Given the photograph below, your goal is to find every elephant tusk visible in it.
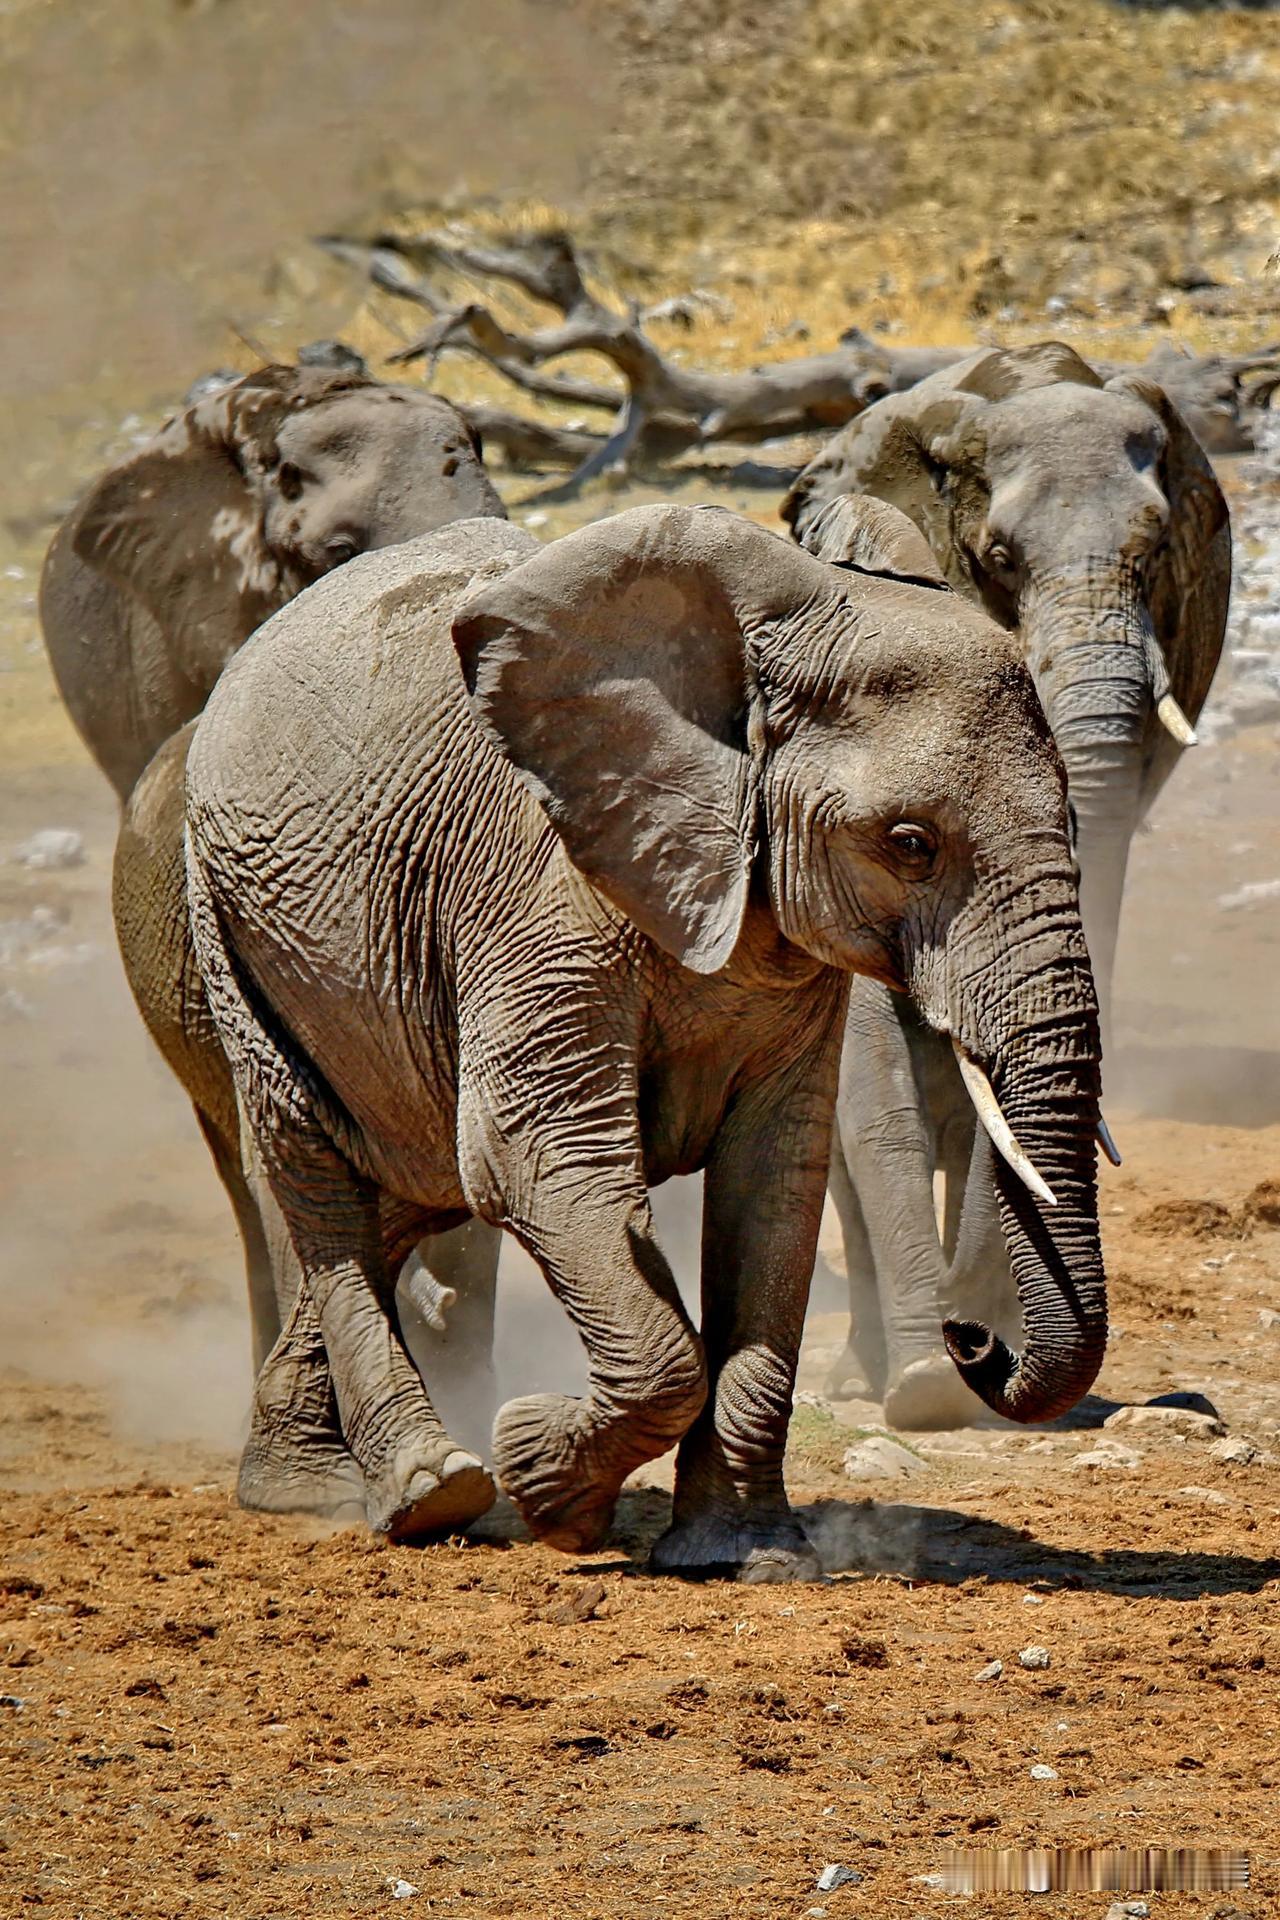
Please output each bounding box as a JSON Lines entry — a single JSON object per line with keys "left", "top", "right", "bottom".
{"left": 952, "top": 1040, "right": 1058, "bottom": 1209}
{"left": 402, "top": 1266, "right": 457, "bottom": 1334}
{"left": 1096, "top": 1114, "right": 1123, "bottom": 1167}
{"left": 1157, "top": 692, "right": 1197, "bottom": 747}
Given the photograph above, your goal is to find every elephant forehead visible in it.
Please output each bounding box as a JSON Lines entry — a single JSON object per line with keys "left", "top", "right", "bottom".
{"left": 985, "top": 383, "right": 1161, "bottom": 474}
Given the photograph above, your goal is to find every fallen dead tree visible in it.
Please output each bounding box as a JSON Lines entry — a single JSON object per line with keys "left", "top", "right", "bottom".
{"left": 316, "top": 228, "right": 909, "bottom": 495}
{"left": 317, "top": 229, "right": 1280, "bottom": 491}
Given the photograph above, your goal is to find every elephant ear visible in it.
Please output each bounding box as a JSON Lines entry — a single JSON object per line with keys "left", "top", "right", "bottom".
{"left": 794, "top": 493, "right": 948, "bottom": 588}
{"left": 71, "top": 366, "right": 360, "bottom": 678}
{"left": 781, "top": 389, "right": 970, "bottom": 592}
{"left": 1104, "top": 371, "right": 1231, "bottom": 721}
{"left": 454, "top": 503, "right": 826, "bottom": 973}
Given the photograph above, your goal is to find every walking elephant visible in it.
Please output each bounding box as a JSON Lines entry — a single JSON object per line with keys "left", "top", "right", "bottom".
{"left": 75, "top": 366, "right": 505, "bottom": 1378}
{"left": 183, "top": 499, "right": 1108, "bottom": 1580}
{"left": 782, "top": 341, "right": 1229, "bottom": 1423}
{"left": 42, "top": 362, "right": 502, "bottom": 800}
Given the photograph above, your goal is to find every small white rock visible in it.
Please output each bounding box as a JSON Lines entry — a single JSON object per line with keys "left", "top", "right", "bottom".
{"left": 1104, "top": 1404, "right": 1225, "bottom": 1440}
{"left": 1210, "top": 1437, "right": 1258, "bottom": 1466}
{"left": 1175, "top": 1484, "right": 1230, "bottom": 1506}
{"left": 1022, "top": 1592, "right": 1045, "bottom": 1605}
{"left": 1029, "top": 1763, "right": 1059, "bottom": 1781}
{"left": 523, "top": 511, "right": 549, "bottom": 530}
{"left": 1019, "top": 1646, "right": 1051, "bottom": 1670}
{"left": 387, "top": 1880, "right": 418, "bottom": 1900}
{"left": 1104, "top": 1902, "right": 1150, "bottom": 1920}
{"left": 815, "top": 1863, "right": 860, "bottom": 1892}
{"left": 842, "top": 1434, "right": 927, "bottom": 1481}
{"left": 974, "top": 1658, "right": 1003, "bottom": 1683}
{"left": 1070, "top": 1443, "right": 1140, "bottom": 1471}
{"left": 1259, "top": 1308, "right": 1280, "bottom": 1332}
{"left": 12, "top": 829, "right": 85, "bottom": 871}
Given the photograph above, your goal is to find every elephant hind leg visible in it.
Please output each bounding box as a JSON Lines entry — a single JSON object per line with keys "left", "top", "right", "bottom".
{"left": 187, "top": 852, "right": 494, "bottom": 1539}
{"left": 194, "top": 1108, "right": 282, "bottom": 1374}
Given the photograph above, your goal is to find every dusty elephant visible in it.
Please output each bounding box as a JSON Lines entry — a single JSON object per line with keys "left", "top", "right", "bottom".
{"left": 183, "top": 498, "right": 1107, "bottom": 1580}
{"left": 80, "top": 365, "right": 504, "bottom": 1377}
{"left": 41, "top": 362, "right": 502, "bottom": 800}
{"left": 782, "top": 341, "right": 1229, "bottom": 1422}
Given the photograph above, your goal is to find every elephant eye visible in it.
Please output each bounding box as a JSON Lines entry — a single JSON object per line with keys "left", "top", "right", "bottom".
{"left": 277, "top": 461, "right": 306, "bottom": 503}
{"left": 886, "top": 821, "right": 938, "bottom": 874}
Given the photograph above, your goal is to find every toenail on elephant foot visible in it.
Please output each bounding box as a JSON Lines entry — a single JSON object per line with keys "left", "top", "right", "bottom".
{"left": 825, "top": 1341, "right": 884, "bottom": 1402}
{"left": 491, "top": 1392, "right": 619, "bottom": 1552}
{"left": 883, "top": 1352, "right": 983, "bottom": 1431}
{"left": 649, "top": 1513, "right": 824, "bottom": 1584}
{"left": 366, "top": 1442, "right": 497, "bottom": 1543}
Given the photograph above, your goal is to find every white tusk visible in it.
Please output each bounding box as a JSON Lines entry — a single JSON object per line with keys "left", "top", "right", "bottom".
{"left": 402, "top": 1266, "right": 457, "bottom": 1334}
{"left": 953, "top": 1040, "right": 1059, "bottom": 1209}
{"left": 1157, "top": 692, "right": 1197, "bottom": 747}
{"left": 1096, "top": 1114, "right": 1123, "bottom": 1167}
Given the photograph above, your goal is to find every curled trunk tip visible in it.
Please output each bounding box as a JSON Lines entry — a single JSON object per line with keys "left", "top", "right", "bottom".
{"left": 942, "top": 1314, "right": 1105, "bottom": 1425}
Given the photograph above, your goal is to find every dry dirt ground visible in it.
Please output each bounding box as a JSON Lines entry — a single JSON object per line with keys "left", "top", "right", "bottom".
{"left": 3, "top": 4, "right": 1280, "bottom": 1912}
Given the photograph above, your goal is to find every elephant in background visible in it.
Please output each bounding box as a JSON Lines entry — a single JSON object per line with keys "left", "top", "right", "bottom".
{"left": 782, "top": 341, "right": 1229, "bottom": 1423}
{"left": 60, "top": 365, "right": 505, "bottom": 1378}
{"left": 184, "top": 499, "right": 1107, "bottom": 1580}
{"left": 41, "top": 363, "right": 502, "bottom": 800}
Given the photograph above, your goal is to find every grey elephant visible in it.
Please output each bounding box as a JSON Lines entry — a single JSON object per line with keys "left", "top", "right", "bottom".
{"left": 60, "top": 364, "right": 504, "bottom": 1374}
{"left": 183, "top": 498, "right": 1108, "bottom": 1581}
{"left": 782, "top": 341, "right": 1229, "bottom": 1422}
{"left": 41, "top": 363, "right": 502, "bottom": 800}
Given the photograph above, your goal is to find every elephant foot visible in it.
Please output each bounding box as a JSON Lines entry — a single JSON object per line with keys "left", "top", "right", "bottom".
{"left": 649, "top": 1511, "right": 824, "bottom": 1584}
{"left": 492, "top": 1393, "right": 621, "bottom": 1553}
{"left": 882, "top": 1353, "right": 982, "bottom": 1432}
{"left": 364, "top": 1435, "right": 497, "bottom": 1543}
{"left": 825, "top": 1339, "right": 884, "bottom": 1403}
{"left": 237, "top": 1423, "right": 366, "bottom": 1522}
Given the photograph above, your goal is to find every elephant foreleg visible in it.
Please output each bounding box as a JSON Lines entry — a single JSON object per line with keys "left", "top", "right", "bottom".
{"left": 823, "top": 1142, "right": 887, "bottom": 1401}
{"left": 652, "top": 1010, "right": 846, "bottom": 1583}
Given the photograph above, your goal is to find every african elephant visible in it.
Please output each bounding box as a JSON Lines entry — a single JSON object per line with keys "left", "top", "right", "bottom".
{"left": 41, "top": 363, "right": 502, "bottom": 800}
{"left": 782, "top": 341, "right": 1229, "bottom": 1422}
{"left": 88, "top": 368, "right": 504, "bottom": 1377}
{"left": 183, "top": 499, "right": 1107, "bottom": 1581}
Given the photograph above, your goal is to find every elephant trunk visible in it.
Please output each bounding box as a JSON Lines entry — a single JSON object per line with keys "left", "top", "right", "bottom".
{"left": 1019, "top": 573, "right": 1158, "bottom": 1033}
{"left": 941, "top": 871, "right": 1106, "bottom": 1423}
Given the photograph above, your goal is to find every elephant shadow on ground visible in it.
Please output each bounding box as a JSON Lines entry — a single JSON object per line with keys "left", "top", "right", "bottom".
{"left": 466, "top": 1483, "right": 1279, "bottom": 1599}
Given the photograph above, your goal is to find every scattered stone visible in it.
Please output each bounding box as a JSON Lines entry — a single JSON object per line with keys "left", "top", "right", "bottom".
{"left": 1260, "top": 1308, "right": 1280, "bottom": 1332}
{"left": 815, "top": 1864, "right": 861, "bottom": 1892}
{"left": 387, "top": 1879, "right": 418, "bottom": 1900}
{"left": 523, "top": 511, "right": 549, "bottom": 530}
{"left": 1022, "top": 1592, "right": 1045, "bottom": 1605}
{"left": 1104, "top": 1902, "right": 1149, "bottom": 1920}
{"left": 1103, "top": 1404, "right": 1226, "bottom": 1440}
{"left": 974, "top": 1659, "right": 1003, "bottom": 1683}
{"left": 12, "top": 829, "right": 84, "bottom": 871}
{"left": 1029, "top": 1763, "right": 1059, "bottom": 1781}
{"left": 1209, "top": 1437, "right": 1258, "bottom": 1466}
{"left": 1175, "top": 1485, "right": 1230, "bottom": 1506}
{"left": 0, "top": 1695, "right": 24, "bottom": 1709}
{"left": 1018, "top": 1646, "right": 1051, "bottom": 1670}
{"left": 841, "top": 1435, "right": 927, "bottom": 1481}
{"left": 1070, "top": 1443, "right": 1140, "bottom": 1471}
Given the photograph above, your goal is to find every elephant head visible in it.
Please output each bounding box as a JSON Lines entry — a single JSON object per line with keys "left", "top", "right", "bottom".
{"left": 782, "top": 342, "right": 1230, "bottom": 1021}
{"left": 71, "top": 364, "right": 502, "bottom": 693}
{"left": 454, "top": 500, "right": 1107, "bottom": 1423}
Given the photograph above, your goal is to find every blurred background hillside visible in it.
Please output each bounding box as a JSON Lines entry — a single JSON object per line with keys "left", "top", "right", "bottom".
{"left": 2, "top": 0, "right": 1278, "bottom": 527}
